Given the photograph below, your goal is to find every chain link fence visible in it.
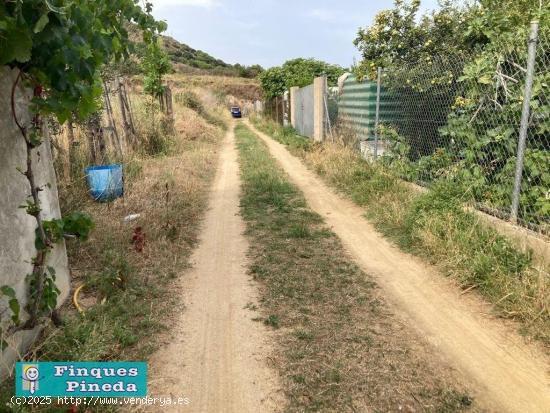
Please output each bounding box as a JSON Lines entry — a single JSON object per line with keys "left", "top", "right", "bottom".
{"left": 357, "top": 22, "right": 549, "bottom": 233}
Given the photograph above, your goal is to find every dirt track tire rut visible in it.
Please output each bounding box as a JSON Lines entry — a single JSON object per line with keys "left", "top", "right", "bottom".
{"left": 246, "top": 119, "right": 550, "bottom": 413}
{"left": 145, "top": 123, "right": 282, "bottom": 413}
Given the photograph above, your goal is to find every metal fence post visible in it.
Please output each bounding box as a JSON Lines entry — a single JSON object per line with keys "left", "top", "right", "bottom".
{"left": 374, "top": 67, "right": 382, "bottom": 159}
{"left": 510, "top": 20, "right": 539, "bottom": 224}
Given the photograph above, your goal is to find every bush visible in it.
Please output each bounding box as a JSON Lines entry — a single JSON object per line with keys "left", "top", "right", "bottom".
{"left": 175, "top": 90, "right": 204, "bottom": 113}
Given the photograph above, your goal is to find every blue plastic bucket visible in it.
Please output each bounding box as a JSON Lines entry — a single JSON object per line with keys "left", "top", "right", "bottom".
{"left": 84, "top": 164, "right": 124, "bottom": 202}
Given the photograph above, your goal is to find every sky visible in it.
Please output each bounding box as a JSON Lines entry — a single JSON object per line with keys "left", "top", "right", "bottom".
{"left": 149, "top": 0, "right": 442, "bottom": 69}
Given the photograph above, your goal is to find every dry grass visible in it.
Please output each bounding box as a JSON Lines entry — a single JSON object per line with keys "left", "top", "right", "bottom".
{"left": 174, "top": 104, "right": 222, "bottom": 141}
{"left": 327, "top": 116, "right": 361, "bottom": 148}
{"left": 236, "top": 124, "right": 477, "bottom": 412}
{"left": 59, "top": 86, "right": 223, "bottom": 360}
{"left": 0, "top": 85, "right": 224, "bottom": 412}
{"left": 167, "top": 73, "right": 262, "bottom": 101}
{"left": 252, "top": 116, "right": 550, "bottom": 348}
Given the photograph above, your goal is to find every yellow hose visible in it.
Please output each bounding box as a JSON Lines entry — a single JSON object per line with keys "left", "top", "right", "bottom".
{"left": 73, "top": 284, "right": 85, "bottom": 314}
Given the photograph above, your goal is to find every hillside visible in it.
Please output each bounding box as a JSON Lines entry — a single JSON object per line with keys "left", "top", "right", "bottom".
{"left": 168, "top": 73, "right": 263, "bottom": 101}
{"left": 162, "top": 35, "right": 263, "bottom": 78}
{"left": 126, "top": 23, "right": 262, "bottom": 78}
{"left": 162, "top": 34, "right": 230, "bottom": 71}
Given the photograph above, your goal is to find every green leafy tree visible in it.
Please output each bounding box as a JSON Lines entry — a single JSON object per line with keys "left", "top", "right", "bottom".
{"left": 439, "top": 0, "right": 550, "bottom": 223}
{"left": 0, "top": 0, "right": 164, "bottom": 331}
{"left": 259, "top": 58, "right": 345, "bottom": 98}
{"left": 355, "top": 0, "right": 550, "bottom": 225}
{"left": 142, "top": 38, "right": 172, "bottom": 99}
{"left": 259, "top": 66, "right": 287, "bottom": 99}
{"left": 464, "top": 0, "right": 550, "bottom": 46}
{"left": 244, "top": 64, "right": 265, "bottom": 78}
{"left": 353, "top": 0, "right": 471, "bottom": 79}
{"left": 0, "top": 0, "right": 166, "bottom": 123}
{"left": 234, "top": 63, "right": 264, "bottom": 78}
{"left": 281, "top": 58, "right": 345, "bottom": 88}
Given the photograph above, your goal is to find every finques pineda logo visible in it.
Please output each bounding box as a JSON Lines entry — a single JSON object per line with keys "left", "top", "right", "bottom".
{"left": 16, "top": 362, "right": 147, "bottom": 397}
{"left": 21, "top": 364, "right": 40, "bottom": 394}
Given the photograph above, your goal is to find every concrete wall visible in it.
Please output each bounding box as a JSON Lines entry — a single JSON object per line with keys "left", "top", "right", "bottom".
{"left": 289, "top": 76, "right": 328, "bottom": 141}
{"left": 292, "top": 83, "right": 315, "bottom": 138}
{"left": 313, "top": 76, "right": 326, "bottom": 142}
{"left": 290, "top": 87, "right": 299, "bottom": 127}
{"left": 0, "top": 67, "right": 70, "bottom": 373}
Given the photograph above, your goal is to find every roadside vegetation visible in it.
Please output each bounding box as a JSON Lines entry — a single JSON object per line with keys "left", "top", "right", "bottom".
{"left": 353, "top": 0, "right": 550, "bottom": 229}
{"left": 251, "top": 116, "right": 550, "bottom": 347}
{"left": 161, "top": 33, "right": 263, "bottom": 78}
{"left": 169, "top": 74, "right": 263, "bottom": 102}
{"left": 125, "top": 23, "right": 264, "bottom": 78}
{"left": 236, "top": 123, "right": 476, "bottom": 412}
{"left": 0, "top": 84, "right": 225, "bottom": 412}
{"left": 259, "top": 58, "right": 346, "bottom": 99}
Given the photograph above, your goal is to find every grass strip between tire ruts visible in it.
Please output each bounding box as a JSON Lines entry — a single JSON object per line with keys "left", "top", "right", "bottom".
{"left": 235, "top": 123, "right": 476, "bottom": 413}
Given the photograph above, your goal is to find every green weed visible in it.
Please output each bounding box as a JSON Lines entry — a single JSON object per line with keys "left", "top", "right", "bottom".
{"left": 254, "top": 116, "right": 550, "bottom": 346}
{"left": 235, "top": 123, "right": 476, "bottom": 412}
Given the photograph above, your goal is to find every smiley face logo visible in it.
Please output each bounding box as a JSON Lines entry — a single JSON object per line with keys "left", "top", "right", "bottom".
{"left": 23, "top": 365, "right": 40, "bottom": 394}
{"left": 25, "top": 366, "right": 39, "bottom": 381}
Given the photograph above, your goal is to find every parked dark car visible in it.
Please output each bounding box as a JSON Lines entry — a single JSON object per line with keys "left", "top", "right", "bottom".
{"left": 230, "top": 106, "right": 242, "bottom": 118}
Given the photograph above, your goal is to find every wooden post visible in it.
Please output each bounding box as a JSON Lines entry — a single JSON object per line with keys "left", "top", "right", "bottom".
{"left": 159, "top": 91, "right": 165, "bottom": 113}
{"left": 121, "top": 80, "right": 136, "bottom": 135}
{"left": 165, "top": 85, "right": 174, "bottom": 120}
{"left": 103, "top": 80, "right": 123, "bottom": 156}
{"left": 117, "top": 76, "right": 134, "bottom": 149}
{"left": 87, "top": 121, "right": 97, "bottom": 164}
{"left": 67, "top": 116, "right": 76, "bottom": 178}
{"left": 87, "top": 112, "right": 105, "bottom": 163}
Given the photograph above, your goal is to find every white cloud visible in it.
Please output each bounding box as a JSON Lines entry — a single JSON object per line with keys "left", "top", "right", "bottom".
{"left": 308, "top": 8, "right": 334, "bottom": 22}
{"left": 149, "top": 0, "right": 220, "bottom": 9}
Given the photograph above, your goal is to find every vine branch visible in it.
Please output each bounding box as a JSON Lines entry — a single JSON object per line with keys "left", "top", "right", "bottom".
{"left": 10, "top": 70, "right": 51, "bottom": 331}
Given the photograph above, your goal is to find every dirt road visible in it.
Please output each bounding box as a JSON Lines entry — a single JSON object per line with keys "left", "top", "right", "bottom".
{"left": 246, "top": 120, "right": 550, "bottom": 413}
{"left": 146, "top": 124, "right": 282, "bottom": 412}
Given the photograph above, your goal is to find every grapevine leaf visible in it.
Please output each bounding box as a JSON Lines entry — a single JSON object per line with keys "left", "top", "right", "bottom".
{"left": 61, "top": 212, "right": 94, "bottom": 240}
{"left": 47, "top": 266, "right": 56, "bottom": 280}
{"left": 112, "top": 36, "right": 121, "bottom": 53}
{"left": 9, "top": 299, "right": 20, "bottom": 324}
{"left": 0, "top": 27, "right": 32, "bottom": 64}
{"left": 34, "top": 14, "right": 50, "bottom": 34}
{"left": 0, "top": 286, "right": 16, "bottom": 299}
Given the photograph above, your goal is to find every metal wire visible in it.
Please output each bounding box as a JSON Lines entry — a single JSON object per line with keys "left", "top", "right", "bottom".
{"left": 360, "top": 24, "right": 550, "bottom": 233}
